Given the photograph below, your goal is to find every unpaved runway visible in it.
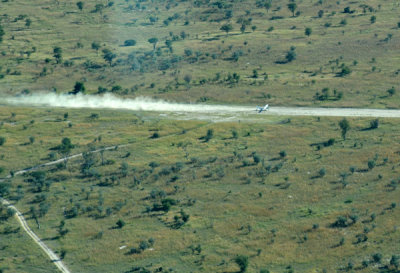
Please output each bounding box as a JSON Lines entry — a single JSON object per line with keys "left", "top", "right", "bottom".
{"left": 3, "top": 93, "right": 400, "bottom": 119}
{"left": 267, "top": 106, "right": 400, "bottom": 118}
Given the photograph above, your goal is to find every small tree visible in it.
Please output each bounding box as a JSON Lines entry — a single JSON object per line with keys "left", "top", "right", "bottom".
{"left": 81, "top": 151, "right": 97, "bottom": 176}
{"left": 240, "top": 24, "right": 246, "bottom": 33}
{"left": 367, "top": 159, "right": 376, "bottom": 170}
{"left": 390, "top": 255, "right": 399, "bottom": 269}
{"left": 387, "top": 87, "right": 396, "bottom": 96}
{"left": 94, "top": 3, "right": 104, "bottom": 13}
{"left": 72, "top": 82, "right": 85, "bottom": 94}
{"left": 25, "top": 18, "right": 32, "bottom": 27}
{"left": 253, "top": 154, "right": 261, "bottom": 165}
{"left": 232, "top": 130, "right": 238, "bottom": 139}
{"left": 339, "top": 118, "right": 350, "bottom": 140}
{"left": 0, "top": 182, "right": 10, "bottom": 196}
{"left": 59, "top": 137, "right": 74, "bottom": 167}
{"left": 305, "top": 27, "right": 312, "bottom": 37}
{"left": 60, "top": 249, "right": 67, "bottom": 260}
{"left": 234, "top": 255, "right": 249, "bottom": 273}
{"left": 124, "top": 39, "right": 136, "bottom": 46}
{"left": 77, "top": 1, "right": 84, "bottom": 11}
{"left": 338, "top": 65, "right": 351, "bottom": 77}
{"left": 319, "top": 168, "right": 326, "bottom": 177}
{"left": 0, "top": 136, "right": 5, "bottom": 146}
{"left": 120, "top": 162, "right": 129, "bottom": 177}
{"left": 372, "top": 253, "right": 382, "bottom": 263}
{"left": 287, "top": 2, "right": 297, "bottom": 17}
{"left": 220, "top": 24, "right": 233, "bottom": 33}
{"left": 184, "top": 74, "right": 192, "bottom": 85}
{"left": 116, "top": 219, "right": 125, "bottom": 229}
{"left": 91, "top": 42, "right": 101, "bottom": 53}
{"left": 205, "top": 129, "right": 214, "bottom": 142}
{"left": 29, "top": 136, "right": 35, "bottom": 144}
{"left": 53, "top": 46, "right": 63, "bottom": 64}
{"left": 148, "top": 37, "right": 158, "bottom": 50}
{"left": 0, "top": 24, "right": 5, "bottom": 43}
{"left": 184, "top": 48, "right": 193, "bottom": 56}
{"left": 252, "top": 69, "right": 258, "bottom": 78}
{"left": 285, "top": 48, "right": 296, "bottom": 63}
{"left": 370, "top": 15, "right": 376, "bottom": 24}
{"left": 264, "top": 0, "right": 272, "bottom": 12}
{"left": 102, "top": 49, "right": 116, "bottom": 66}
{"left": 370, "top": 119, "right": 379, "bottom": 129}
{"left": 60, "top": 138, "right": 73, "bottom": 152}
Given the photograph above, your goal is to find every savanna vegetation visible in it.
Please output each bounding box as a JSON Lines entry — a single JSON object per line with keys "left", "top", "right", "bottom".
{"left": 0, "top": 0, "right": 399, "bottom": 107}
{"left": 0, "top": 106, "right": 399, "bottom": 272}
{"left": 1, "top": 0, "right": 400, "bottom": 272}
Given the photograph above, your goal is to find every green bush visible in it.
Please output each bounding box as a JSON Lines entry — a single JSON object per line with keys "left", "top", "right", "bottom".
{"left": 116, "top": 219, "right": 125, "bottom": 229}
{"left": 234, "top": 255, "right": 249, "bottom": 273}
{"left": 338, "top": 65, "right": 351, "bottom": 77}
{"left": 124, "top": 39, "right": 136, "bottom": 46}
{"left": 370, "top": 119, "right": 379, "bottom": 129}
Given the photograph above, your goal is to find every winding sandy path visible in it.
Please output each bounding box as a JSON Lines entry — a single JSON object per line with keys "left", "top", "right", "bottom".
{"left": 0, "top": 198, "right": 71, "bottom": 273}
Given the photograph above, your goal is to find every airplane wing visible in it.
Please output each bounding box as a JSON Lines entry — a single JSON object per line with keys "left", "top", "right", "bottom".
{"left": 256, "top": 105, "right": 268, "bottom": 113}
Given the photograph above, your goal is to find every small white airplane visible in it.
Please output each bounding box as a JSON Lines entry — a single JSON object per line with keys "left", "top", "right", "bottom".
{"left": 256, "top": 104, "right": 269, "bottom": 113}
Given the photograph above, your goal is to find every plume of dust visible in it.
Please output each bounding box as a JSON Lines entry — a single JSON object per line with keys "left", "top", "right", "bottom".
{"left": 3, "top": 93, "right": 252, "bottom": 113}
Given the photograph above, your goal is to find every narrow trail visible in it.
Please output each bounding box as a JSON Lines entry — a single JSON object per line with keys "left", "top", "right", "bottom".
{"left": 1, "top": 145, "right": 124, "bottom": 180}
{"left": 0, "top": 145, "right": 123, "bottom": 273}
{"left": 0, "top": 198, "right": 71, "bottom": 273}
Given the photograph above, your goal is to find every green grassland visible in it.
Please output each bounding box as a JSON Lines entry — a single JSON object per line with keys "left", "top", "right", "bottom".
{"left": 1, "top": 0, "right": 400, "bottom": 107}
{"left": 1, "top": 0, "right": 400, "bottom": 272}
{"left": 0, "top": 106, "right": 399, "bottom": 272}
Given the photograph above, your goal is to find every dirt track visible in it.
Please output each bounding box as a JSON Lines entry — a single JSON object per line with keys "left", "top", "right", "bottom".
{"left": 165, "top": 106, "right": 400, "bottom": 123}
{"left": 0, "top": 198, "right": 71, "bottom": 273}
{"left": 4, "top": 93, "right": 400, "bottom": 119}
{"left": 267, "top": 107, "right": 400, "bottom": 118}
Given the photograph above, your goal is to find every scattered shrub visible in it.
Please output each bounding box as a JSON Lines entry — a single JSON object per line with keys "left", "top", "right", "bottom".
{"left": 124, "top": 39, "right": 136, "bottom": 46}
{"left": 116, "top": 219, "right": 125, "bottom": 229}
{"left": 370, "top": 119, "right": 379, "bottom": 129}
{"left": 234, "top": 255, "right": 249, "bottom": 273}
